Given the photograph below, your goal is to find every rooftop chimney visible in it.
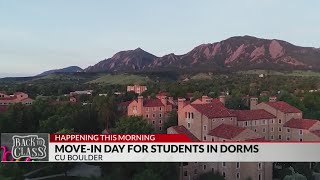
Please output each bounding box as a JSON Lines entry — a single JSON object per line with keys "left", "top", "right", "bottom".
{"left": 178, "top": 98, "right": 186, "bottom": 112}
{"left": 250, "top": 97, "right": 258, "bottom": 110}
{"left": 219, "top": 95, "right": 226, "bottom": 105}
{"left": 269, "top": 96, "right": 277, "bottom": 102}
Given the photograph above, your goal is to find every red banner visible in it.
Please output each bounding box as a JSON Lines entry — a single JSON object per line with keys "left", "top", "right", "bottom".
{"left": 50, "top": 134, "right": 191, "bottom": 143}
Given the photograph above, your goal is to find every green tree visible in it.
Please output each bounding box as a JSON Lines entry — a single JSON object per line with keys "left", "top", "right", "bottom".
{"left": 283, "top": 167, "right": 308, "bottom": 180}
{"left": 132, "top": 169, "right": 162, "bottom": 180}
{"left": 113, "top": 116, "right": 154, "bottom": 134}
{"left": 93, "top": 95, "right": 117, "bottom": 131}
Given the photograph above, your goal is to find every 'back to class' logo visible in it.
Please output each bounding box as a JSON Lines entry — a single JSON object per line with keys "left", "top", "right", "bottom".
{"left": 11, "top": 135, "right": 47, "bottom": 160}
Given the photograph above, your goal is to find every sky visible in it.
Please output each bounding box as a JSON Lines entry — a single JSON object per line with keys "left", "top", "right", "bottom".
{"left": 1, "top": 0, "right": 320, "bottom": 77}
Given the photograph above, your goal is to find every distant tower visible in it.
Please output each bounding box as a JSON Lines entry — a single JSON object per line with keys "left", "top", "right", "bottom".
{"left": 250, "top": 97, "right": 258, "bottom": 110}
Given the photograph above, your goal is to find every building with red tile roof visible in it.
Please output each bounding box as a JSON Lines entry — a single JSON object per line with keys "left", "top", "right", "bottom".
{"left": 127, "top": 95, "right": 174, "bottom": 132}
{"left": 233, "top": 109, "right": 275, "bottom": 121}
{"left": 283, "top": 119, "right": 319, "bottom": 130}
{"left": 0, "top": 92, "right": 34, "bottom": 113}
{"left": 175, "top": 96, "right": 276, "bottom": 180}
{"left": 127, "top": 85, "right": 147, "bottom": 95}
{"left": 173, "top": 95, "right": 317, "bottom": 180}
{"left": 190, "top": 103, "right": 235, "bottom": 118}
{"left": 207, "top": 124, "right": 246, "bottom": 139}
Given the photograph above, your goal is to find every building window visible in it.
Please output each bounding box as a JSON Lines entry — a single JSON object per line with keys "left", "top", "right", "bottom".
{"left": 262, "top": 128, "right": 266, "bottom": 133}
{"left": 236, "top": 173, "right": 240, "bottom": 179}
{"left": 204, "top": 125, "right": 207, "bottom": 131}
{"left": 194, "top": 169, "right": 197, "bottom": 174}
{"left": 159, "top": 107, "right": 162, "bottom": 111}
{"left": 153, "top": 107, "right": 156, "bottom": 111}
{"left": 287, "top": 137, "right": 290, "bottom": 141}
{"left": 231, "top": 118, "right": 233, "bottom": 121}
{"left": 191, "top": 113, "right": 194, "bottom": 119}
{"left": 203, "top": 136, "right": 207, "bottom": 141}
{"left": 236, "top": 162, "right": 240, "bottom": 169}
{"left": 159, "top": 113, "right": 162, "bottom": 118}
{"left": 263, "top": 120, "right": 267, "bottom": 125}
{"left": 211, "top": 137, "right": 214, "bottom": 142}
{"left": 203, "top": 165, "right": 206, "bottom": 170}
{"left": 299, "top": 129, "right": 303, "bottom": 135}
{"left": 185, "top": 112, "right": 187, "bottom": 118}
{"left": 184, "top": 171, "right": 188, "bottom": 176}
{"left": 270, "top": 135, "right": 274, "bottom": 140}
{"left": 278, "top": 119, "right": 282, "bottom": 124}
{"left": 222, "top": 162, "right": 226, "bottom": 167}
{"left": 152, "top": 120, "right": 155, "bottom": 124}
{"left": 254, "top": 120, "right": 257, "bottom": 126}
{"left": 300, "top": 138, "right": 303, "bottom": 142}
{"left": 223, "top": 172, "right": 226, "bottom": 177}
{"left": 212, "top": 119, "right": 215, "bottom": 122}
{"left": 152, "top": 114, "right": 155, "bottom": 118}
{"left": 254, "top": 129, "right": 257, "bottom": 132}
{"left": 259, "top": 174, "right": 262, "bottom": 180}
{"left": 271, "top": 127, "right": 274, "bottom": 132}
{"left": 278, "top": 135, "right": 282, "bottom": 140}
{"left": 222, "top": 118, "right": 224, "bottom": 121}
{"left": 146, "top": 114, "right": 149, "bottom": 118}
{"left": 278, "top": 127, "right": 282, "bottom": 132}
{"left": 211, "top": 168, "right": 214, "bottom": 172}
{"left": 159, "top": 126, "right": 162, "bottom": 131}
{"left": 187, "top": 123, "right": 191, "bottom": 129}
{"left": 287, "top": 128, "right": 290, "bottom": 133}
{"left": 258, "top": 163, "right": 262, "bottom": 170}
{"left": 146, "top": 107, "right": 149, "bottom": 112}
{"left": 159, "top": 120, "right": 162, "bottom": 124}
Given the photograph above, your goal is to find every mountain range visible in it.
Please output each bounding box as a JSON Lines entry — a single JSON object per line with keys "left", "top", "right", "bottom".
{"left": 41, "top": 36, "right": 320, "bottom": 75}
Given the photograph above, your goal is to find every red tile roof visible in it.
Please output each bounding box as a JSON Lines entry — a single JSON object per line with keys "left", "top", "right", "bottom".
{"left": 266, "top": 101, "right": 301, "bottom": 113}
{"left": 208, "top": 124, "right": 246, "bottom": 139}
{"left": 171, "top": 126, "right": 200, "bottom": 142}
{"left": 191, "top": 103, "right": 235, "bottom": 118}
{"left": 232, "top": 109, "right": 275, "bottom": 121}
{"left": 283, "top": 119, "right": 319, "bottom": 130}
{"left": 143, "top": 99, "right": 165, "bottom": 107}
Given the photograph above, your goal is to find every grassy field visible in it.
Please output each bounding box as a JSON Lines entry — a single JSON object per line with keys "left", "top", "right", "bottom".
{"left": 88, "top": 74, "right": 150, "bottom": 85}
{"left": 237, "top": 70, "right": 320, "bottom": 77}
{"left": 190, "top": 73, "right": 213, "bottom": 80}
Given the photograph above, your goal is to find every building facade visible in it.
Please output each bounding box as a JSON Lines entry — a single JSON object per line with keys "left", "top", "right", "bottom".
{"left": 127, "top": 85, "right": 147, "bottom": 95}
{"left": 170, "top": 95, "right": 320, "bottom": 180}
{"left": 127, "top": 95, "right": 174, "bottom": 132}
{"left": 0, "top": 92, "right": 34, "bottom": 113}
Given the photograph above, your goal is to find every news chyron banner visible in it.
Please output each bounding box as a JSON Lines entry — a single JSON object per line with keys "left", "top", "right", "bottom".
{"left": 1, "top": 133, "right": 320, "bottom": 162}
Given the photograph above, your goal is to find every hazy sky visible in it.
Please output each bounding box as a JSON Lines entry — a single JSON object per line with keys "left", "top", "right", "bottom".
{"left": 1, "top": 0, "right": 320, "bottom": 77}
